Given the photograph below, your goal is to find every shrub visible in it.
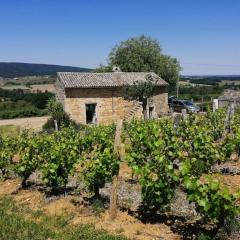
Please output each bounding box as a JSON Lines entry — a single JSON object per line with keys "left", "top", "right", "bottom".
{"left": 80, "top": 125, "right": 119, "bottom": 197}
{"left": 15, "top": 131, "right": 49, "bottom": 187}
{"left": 0, "top": 135, "right": 18, "bottom": 178}
{"left": 185, "top": 175, "right": 240, "bottom": 229}
{"left": 40, "top": 127, "right": 80, "bottom": 192}
{"left": 43, "top": 98, "right": 72, "bottom": 130}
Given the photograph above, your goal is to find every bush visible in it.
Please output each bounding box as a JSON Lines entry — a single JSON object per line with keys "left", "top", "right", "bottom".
{"left": 40, "top": 127, "right": 80, "bottom": 192}
{"left": 185, "top": 175, "right": 240, "bottom": 228}
{"left": 80, "top": 125, "right": 119, "bottom": 197}
{"left": 43, "top": 98, "right": 83, "bottom": 131}
{"left": 0, "top": 89, "right": 54, "bottom": 109}
{"left": 15, "top": 131, "right": 49, "bottom": 187}
{"left": 43, "top": 99, "right": 72, "bottom": 130}
{"left": 0, "top": 135, "right": 18, "bottom": 178}
{"left": 0, "top": 101, "right": 46, "bottom": 119}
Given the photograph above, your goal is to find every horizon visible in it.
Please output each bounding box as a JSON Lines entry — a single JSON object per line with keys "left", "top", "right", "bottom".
{"left": 1, "top": 61, "right": 240, "bottom": 77}
{"left": 0, "top": 0, "right": 239, "bottom": 75}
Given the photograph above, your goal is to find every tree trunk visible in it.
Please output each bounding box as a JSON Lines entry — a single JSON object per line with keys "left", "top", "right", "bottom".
{"left": 21, "top": 173, "right": 31, "bottom": 188}
{"left": 94, "top": 185, "right": 100, "bottom": 198}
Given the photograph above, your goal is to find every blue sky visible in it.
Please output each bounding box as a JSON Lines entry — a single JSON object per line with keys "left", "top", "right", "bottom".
{"left": 0, "top": 0, "right": 239, "bottom": 75}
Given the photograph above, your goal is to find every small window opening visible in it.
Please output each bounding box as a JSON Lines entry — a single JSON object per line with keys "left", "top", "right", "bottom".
{"left": 86, "top": 104, "right": 97, "bottom": 124}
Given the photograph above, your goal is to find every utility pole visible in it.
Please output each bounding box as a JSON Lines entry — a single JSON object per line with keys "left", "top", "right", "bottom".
{"left": 176, "top": 76, "right": 179, "bottom": 98}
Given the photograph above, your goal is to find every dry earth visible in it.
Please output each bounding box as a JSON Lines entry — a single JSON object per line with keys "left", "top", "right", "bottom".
{"left": 0, "top": 116, "right": 50, "bottom": 130}
{"left": 1, "top": 161, "right": 240, "bottom": 239}
{"left": 0, "top": 179, "right": 180, "bottom": 240}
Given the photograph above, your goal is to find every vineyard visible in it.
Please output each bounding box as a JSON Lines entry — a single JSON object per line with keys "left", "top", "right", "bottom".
{"left": 1, "top": 108, "right": 240, "bottom": 239}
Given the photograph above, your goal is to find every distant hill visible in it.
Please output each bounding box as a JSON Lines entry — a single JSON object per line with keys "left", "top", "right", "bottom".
{"left": 182, "top": 75, "right": 240, "bottom": 85}
{"left": 0, "top": 62, "right": 92, "bottom": 78}
{"left": 182, "top": 75, "right": 240, "bottom": 81}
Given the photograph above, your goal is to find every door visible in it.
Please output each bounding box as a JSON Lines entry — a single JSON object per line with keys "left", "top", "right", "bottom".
{"left": 149, "top": 107, "right": 154, "bottom": 119}
{"left": 85, "top": 104, "right": 97, "bottom": 124}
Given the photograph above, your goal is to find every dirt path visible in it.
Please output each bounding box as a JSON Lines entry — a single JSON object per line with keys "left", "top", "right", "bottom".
{"left": 0, "top": 116, "right": 50, "bottom": 130}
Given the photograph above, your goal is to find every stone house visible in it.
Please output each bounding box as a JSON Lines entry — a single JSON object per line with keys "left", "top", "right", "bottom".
{"left": 218, "top": 90, "right": 240, "bottom": 108}
{"left": 55, "top": 72, "right": 168, "bottom": 125}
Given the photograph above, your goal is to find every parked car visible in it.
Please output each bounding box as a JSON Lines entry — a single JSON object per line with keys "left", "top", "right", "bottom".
{"left": 168, "top": 96, "right": 177, "bottom": 105}
{"left": 169, "top": 99, "right": 200, "bottom": 113}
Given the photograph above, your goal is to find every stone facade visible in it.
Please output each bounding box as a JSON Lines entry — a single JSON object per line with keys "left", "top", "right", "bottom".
{"left": 218, "top": 90, "right": 240, "bottom": 109}
{"left": 56, "top": 78, "right": 168, "bottom": 125}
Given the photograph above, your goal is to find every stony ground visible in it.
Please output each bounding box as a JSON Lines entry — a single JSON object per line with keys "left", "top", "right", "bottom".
{"left": 0, "top": 178, "right": 180, "bottom": 240}
{"left": 1, "top": 160, "right": 240, "bottom": 239}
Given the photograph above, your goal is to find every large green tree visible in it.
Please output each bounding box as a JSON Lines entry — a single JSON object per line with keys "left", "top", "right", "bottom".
{"left": 95, "top": 35, "right": 181, "bottom": 86}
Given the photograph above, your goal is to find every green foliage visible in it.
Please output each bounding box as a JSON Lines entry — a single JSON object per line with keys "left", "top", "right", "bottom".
{"left": 99, "top": 35, "right": 181, "bottom": 86}
{"left": 0, "top": 89, "right": 53, "bottom": 119}
{"left": 0, "top": 135, "right": 18, "bottom": 178}
{"left": 221, "top": 113, "right": 240, "bottom": 158}
{"left": 12, "top": 124, "right": 119, "bottom": 194}
{"left": 22, "top": 92, "right": 54, "bottom": 109}
{"left": 124, "top": 109, "right": 239, "bottom": 217}
{"left": 197, "top": 233, "right": 212, "bottom": 240}
{"left": 44, "top": 98, "right": 72, "bottom": 130}
{"left": 91, "top": 199, "right": 105, "bottom": 216}
{"left": 157, "top": 54, "right": 181, "bottom": 86}
{"left": 123, "top": 74, "right": 157, "bottom": 102}
{"left": 80, "top": 125, "right": 119, "bottom": 197}
{"left": 1, "top": 107, "right": 240, "bottom": 233}
{"left": 124, "top": 119, "right": 180, "bottom": 211}
{"left": 16, "top": 131, "right": 48, "bottom": 187}
{"left": 109, "top": 35, "right": 162, "bottom": 71}
{"left": 93, "top": 64, "right": 112, "bottom": 73}
{"left": 46, "top": 98, "right": 65, "bottom": 120}
{"left": 0, "top": 89, "right": 54, "bottom": 108}
{"left": 169, "top": 84, "right": 224, "bottom": 102}
{"left": 185, "top": 175, "right": 240, "bottom": 226}
{"left": 123, "top": 74, "right": 158, "bottom": 120}
{"left": 222, "top": 132, "right": 240, "bottom": 159}
{"left": 40, "top": 127, "right": 80, "bottom": 191}
{"left": 0, "top": 100, "right": 46, "bottom": 119}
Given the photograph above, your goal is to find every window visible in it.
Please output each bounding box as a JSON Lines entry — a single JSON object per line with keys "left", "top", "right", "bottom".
{"left": 85, "top": 104, "right": 97, "bottom": 124}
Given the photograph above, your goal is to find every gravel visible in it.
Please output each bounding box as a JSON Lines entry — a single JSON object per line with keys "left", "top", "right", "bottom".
{"left": 211, "top": 162, "right": 240, "bottom": 175}
{"left": 100, "top": 177, "right": 142, "bottom": 211}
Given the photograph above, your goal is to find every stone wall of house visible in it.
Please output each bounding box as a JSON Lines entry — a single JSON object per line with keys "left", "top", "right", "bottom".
{"left": 64, "top": 88, "right": 134, "bottom": 124}
{"left": 61, "top": 86, "right": 168, "bottom": 124}
{"left": 55, "top": 77, "right": 66, "bottom": 108}
{"left": 153, "top": 86, "right": 169, "bottom": 116}
{"left": 218, "top": 99, "right": 240, "bottom": 108}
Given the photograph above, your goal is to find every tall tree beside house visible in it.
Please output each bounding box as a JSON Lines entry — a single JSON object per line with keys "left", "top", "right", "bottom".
{"left": 123, "top": 74, "right": 157, "bottom": 120}
{"left": 95, "top": 35, "right": 181, "bottom": 86}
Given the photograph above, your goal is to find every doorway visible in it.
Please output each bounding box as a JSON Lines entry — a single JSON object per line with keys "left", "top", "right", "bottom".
{"left": 86, "top": 104, "right": 97, "bottom": 124}
{"left": 149, "top": 106, "right": 154, "bottom": 119}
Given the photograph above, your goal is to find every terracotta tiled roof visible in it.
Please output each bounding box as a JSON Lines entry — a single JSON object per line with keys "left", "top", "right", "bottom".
{"left": 57, "top": 72, "right": 168, "bottom": 88}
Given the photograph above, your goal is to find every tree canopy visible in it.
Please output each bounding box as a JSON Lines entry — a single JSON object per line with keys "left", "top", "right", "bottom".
{"left": 95, "top": 35, "right": 181, "bottom": 86}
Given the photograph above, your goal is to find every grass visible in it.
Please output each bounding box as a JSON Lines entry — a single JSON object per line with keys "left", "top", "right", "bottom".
{"left": 0, "top": 197, "right": 126, "bottom": 240}
{"left": 0, "top": 125, "right": 20, "bottom": 137}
